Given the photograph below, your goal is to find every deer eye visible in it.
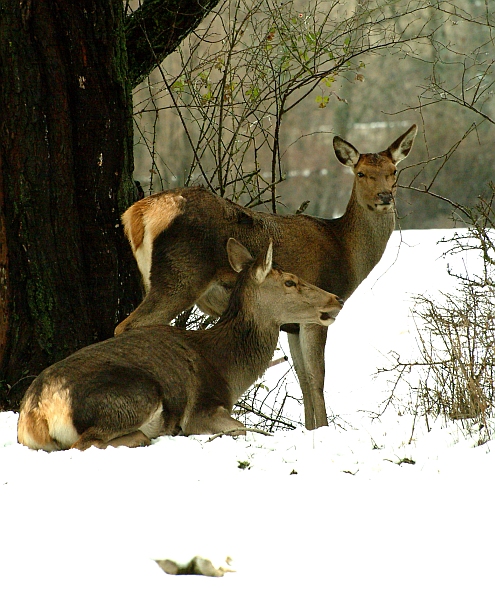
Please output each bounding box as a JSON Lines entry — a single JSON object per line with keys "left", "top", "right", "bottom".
{"left": 357, "top": 172, "right": 365, "bottom": 178}
{"left": 284, "top": 279, "right": 296, "bottom": 288}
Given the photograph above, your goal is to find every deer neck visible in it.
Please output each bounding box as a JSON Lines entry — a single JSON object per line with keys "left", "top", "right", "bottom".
{"left": 205, "top": 309, "right": 280, "bottom": 403}
{"left": 338, "top": 190, "right": 395, "bottom": 285}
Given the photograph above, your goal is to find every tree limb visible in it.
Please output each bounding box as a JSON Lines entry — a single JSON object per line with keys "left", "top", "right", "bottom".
{"left": 125, "top": 0, "right": 223, "bottom": 88}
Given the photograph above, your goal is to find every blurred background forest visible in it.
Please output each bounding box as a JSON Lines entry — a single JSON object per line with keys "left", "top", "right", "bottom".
{"left": 130, "top": 0, "right": 493, "bottom": 229}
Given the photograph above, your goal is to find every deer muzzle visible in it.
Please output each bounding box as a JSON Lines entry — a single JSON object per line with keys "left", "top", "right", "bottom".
{"left": 318, "top": 296, "right": 344, "bottom": 325}
{"left": 376, "top": 191, "right": 394, "bottom": 207}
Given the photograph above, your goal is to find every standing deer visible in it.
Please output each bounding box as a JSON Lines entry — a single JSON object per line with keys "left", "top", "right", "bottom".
{"left": 116, "top": 125, "right": 417, "bottom": 430}
{"left": 17, "top": 239, "right": 342, "bottom": 451}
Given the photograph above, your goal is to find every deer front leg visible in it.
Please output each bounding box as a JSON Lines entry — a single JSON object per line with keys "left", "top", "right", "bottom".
{"left": 288, "top": 324, "right": 329, "bottom": 430}
{"left": 181, "top": 406, "right": 244, "bottom": 436}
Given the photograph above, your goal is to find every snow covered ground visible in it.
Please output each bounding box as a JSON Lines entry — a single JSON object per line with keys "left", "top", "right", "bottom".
{"left": 1, "top": 228, "right": 493, "bottom": 599}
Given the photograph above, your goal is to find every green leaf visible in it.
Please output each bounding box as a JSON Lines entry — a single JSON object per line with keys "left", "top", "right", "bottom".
{"left": 315, "top": 94, "right": 329, "bottom": 107}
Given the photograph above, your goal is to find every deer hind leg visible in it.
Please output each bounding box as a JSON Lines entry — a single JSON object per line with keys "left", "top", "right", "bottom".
{"left": 71, "top": 397, "right": 164, "bottom": 450}
{"left": 115, "top": 268, "right": 218, "bottom": 335}
{"left": 182, "top": 406, "right": 245, "bottom": 436}
{"left": 288, "top": 324, "right": 329, "bottom": 430}
{"left": 71, "top": 428, "right": 152, "bottom": 451}
{"left": 115, "top": 288, "right": 194, "bottom": 334}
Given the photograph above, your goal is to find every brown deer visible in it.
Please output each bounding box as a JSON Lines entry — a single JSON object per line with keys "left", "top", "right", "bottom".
{"left": 116, "top": 125, "right": 417, "bottom": 430}
{"left": 17, "top": 239, "right": 342, "bottom": 451}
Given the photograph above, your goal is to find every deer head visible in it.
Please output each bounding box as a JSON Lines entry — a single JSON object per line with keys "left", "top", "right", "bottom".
{"left": 333, "top": 124, "right": 417, "bottom": 213}
{"left": 226, "top": 237, "right": 343, "bottom": 327}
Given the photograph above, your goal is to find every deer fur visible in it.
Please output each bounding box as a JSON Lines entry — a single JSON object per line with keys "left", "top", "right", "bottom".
{"left": 17, "top": 239, "right": 342, "bottom": 451}
{"left": 116, "top": 125, "right": 418, "bottom": 430}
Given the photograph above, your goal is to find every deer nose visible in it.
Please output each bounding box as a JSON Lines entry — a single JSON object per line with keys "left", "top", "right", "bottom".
{"left": 324, "top": 295, "right": 344, "bottom": 312}
{"left": 377, "top": 192, "right": 394, "bottom": 205}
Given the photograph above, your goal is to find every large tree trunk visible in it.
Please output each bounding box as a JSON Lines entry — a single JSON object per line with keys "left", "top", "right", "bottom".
{"left": 0, "top": 0, "right": 140, "bottom": 409}
{"left": 0, "top": 0, "right": 221, "bottom": 411}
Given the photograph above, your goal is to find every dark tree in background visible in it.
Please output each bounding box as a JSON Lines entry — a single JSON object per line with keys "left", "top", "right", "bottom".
{"left": 0, "top": 0, "right": 220, "bottom": 410}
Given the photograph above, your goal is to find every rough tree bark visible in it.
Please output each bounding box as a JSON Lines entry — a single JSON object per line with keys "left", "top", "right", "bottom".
{"left": 0, "top": 0, "right": 221, "bottom": 410}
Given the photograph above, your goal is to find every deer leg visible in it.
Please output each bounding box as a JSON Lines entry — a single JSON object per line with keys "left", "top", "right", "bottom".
{"left": 71, "top": 428, "right": 152, "bottom": 451}
{"left": 288, "top": 324, "right": 329, "bottom": 430}
{"left": 182, "top": 406, "right": 244, "bottom": 436}
{"left": 115, "top": 246, "right": 221, "bottom": 335}
{"left": 106, "top": 431, "right": 152, "bottom": 448}
{"left": 288, "top": 332, "right": 315, "bottom": 428}
{"left": 115, "top": 288, "right": 194, "bottom": 334}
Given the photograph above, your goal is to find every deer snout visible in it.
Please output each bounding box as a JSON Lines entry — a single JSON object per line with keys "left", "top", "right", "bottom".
{"left": 376, "top": 191, "right": 394, "bottom": 206}
{"left": 318, "top": 295, "right": 344, "bottom": 326}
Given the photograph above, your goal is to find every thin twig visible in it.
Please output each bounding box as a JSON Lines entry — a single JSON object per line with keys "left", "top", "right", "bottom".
{"left": 206, "top": 427, "right": 273, "bottom": 442}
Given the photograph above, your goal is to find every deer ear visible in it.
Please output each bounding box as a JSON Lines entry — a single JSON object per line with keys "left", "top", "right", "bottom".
{"left": 227, "top": 238, "right": 254, "bottom": 273}
{"left": 333, "top": 136, "right": 360, "bottom": 167}
{"left": 387, "top": 124, "right": 418, "bottom": 164}
{"left": 252, "top": 240, "right": 273, "bottom": 284}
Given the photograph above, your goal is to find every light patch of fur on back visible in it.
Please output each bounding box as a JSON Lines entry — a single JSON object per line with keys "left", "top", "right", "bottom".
{"left": 17, "top": 380, "right": 78, "bottom": 451}
{"left": 122, "top": 193, "right": 185, "bottom": 292}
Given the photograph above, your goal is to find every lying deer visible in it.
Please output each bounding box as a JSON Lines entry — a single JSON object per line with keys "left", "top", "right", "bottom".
{"left": 17, "top": 239, "right": 342, "bottom": 451}
{"left": 116, "top": 125, "right": 417, "bottom": 430}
